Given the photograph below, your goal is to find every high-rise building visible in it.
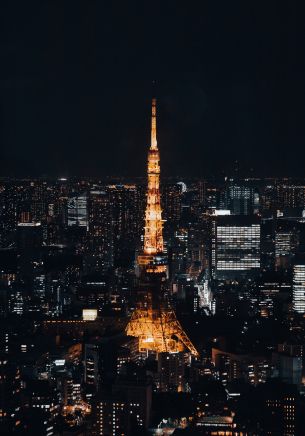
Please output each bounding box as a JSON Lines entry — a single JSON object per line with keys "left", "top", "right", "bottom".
{"left": 29, "top": 182, "right": 48, "bottom": 222}
{"left": 86, "top": 190, "right": 113, "bottom": 273}
{"left": 212, "top": 348, "right": 271, "bottom": 386}
{"left": 0, "top": 358, "right": 23, "bottom": 433}
{"left": 292, "top": 255, "right": 305, "bottom": 313}
{"left": 16, "top": 222, "right": 43, "bottom": 252}
{"left": 84, "top": 343, "right": 100, "bottom": 389}
{"left": 212, "top": 215, "right": 261, "bottom": 280}
{"left": 161, "top": 183, "right": 182, "bottom": 230}
{"left": 95, "top": 376, "right": 152, "bottom": 435}
{"left": 275, "top": 221, "right": 299, "bottom": 271}
{"left": 223, "top": 182, "right": 259, "bottom": 215}
{"left": 261, "top": 218, "right": 275, "bottom": 271}
{"left": 258, "top": 382, "right": 298, "bottom": 436}
{"left": 107, "top": 184, "right": 144, "bottom": 267}
{"left": 9, "top": 289, "right": 24, "bottom": 315}
{"left": 67, "top": 193, "right": 88, "bottom": 229}
{"left": 276, "top": 183, "right": 305, "bottom": 210}
{"left": 272, "top": 352, "right": 302, "bottom": 387}
{"left": 0, "top": 184, "right": 17, "bottom": 248}
{"left": 157, "top": 352, "right": 185, "bottom": 392}
{"left": 63, "top": 377, "right": 82, "bottom": 406}
{"left": 261, "top": 182, "right": 305, "bottom": 214}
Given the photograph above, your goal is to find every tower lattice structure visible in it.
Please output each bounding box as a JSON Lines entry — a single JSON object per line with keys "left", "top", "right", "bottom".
{"left": 126, "top": 98, "right": 198, "bottom": 357}
{"left": 137, "top": 98, "right": 166, "bottom": 273}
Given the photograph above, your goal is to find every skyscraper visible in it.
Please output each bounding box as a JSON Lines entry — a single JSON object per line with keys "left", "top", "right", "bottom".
{"left": 212, "top": 215, "right": 261, "bottom": 280}
{"left": 107, "top": 184, "right": 144, "bottom": 267}
{"left": 275, "top": 221, "right": 299, "bottom": 271}
{"left": 67, "top": 193, "right": 88, "bottom": 229}
{"left": 292, "top": 255, "right": 305, "bottom": 313}
{"left": 86, "top": 190, "right": 113, "bottom": 273}
{"left": 222, "top": 182, "right": 259, "bottom": 215}
{"left": 161, "top": 183, "right": 182, "bottom": 231}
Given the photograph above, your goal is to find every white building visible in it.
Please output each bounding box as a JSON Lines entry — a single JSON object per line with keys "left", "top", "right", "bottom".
{"left": 293, "top": 261, "right": 305, "bottom": 313}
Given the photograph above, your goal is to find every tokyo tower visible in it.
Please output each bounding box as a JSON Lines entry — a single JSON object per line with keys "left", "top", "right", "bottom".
{"left": 126, "top": 98, "right": 198, "bottom": 357}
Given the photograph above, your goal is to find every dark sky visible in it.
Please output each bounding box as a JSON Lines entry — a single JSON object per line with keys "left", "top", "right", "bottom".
{"left": 1, "top": 1, "right": 304, "bottom": 178}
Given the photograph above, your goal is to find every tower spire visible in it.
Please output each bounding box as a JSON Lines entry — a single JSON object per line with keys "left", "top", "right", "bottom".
{"left": 151, "top": 98, "right": 157, "bottom": 150}
{"left": 143, "top": 98, "right": 164, "bottom": 259}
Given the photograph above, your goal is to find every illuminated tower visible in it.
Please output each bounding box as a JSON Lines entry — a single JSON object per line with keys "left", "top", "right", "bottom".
{"left": 126, "top": 98, "right": 198, "bottom": 357}
{"left": 137, "top": 98, "right": 166, "bottom": 274}
{"left": 144, "top": 98, "right": 163, "bottom": 252}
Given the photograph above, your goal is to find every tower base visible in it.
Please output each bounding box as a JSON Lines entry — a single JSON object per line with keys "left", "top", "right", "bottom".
{"left": 126, "top": 304, "right": 199, "bottom": 357}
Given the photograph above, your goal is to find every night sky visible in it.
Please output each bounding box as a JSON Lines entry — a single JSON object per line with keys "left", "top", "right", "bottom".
{"left": 1, "top": 1, "right": 304, "bottom": 178}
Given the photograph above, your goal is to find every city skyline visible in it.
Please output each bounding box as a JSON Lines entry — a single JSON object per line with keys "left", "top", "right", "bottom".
{"left": 2, "top": 3, "right": 305, "bottom": 435}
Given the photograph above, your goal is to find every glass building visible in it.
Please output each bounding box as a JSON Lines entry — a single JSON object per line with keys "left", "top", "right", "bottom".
{"left": 67, "top": 193, "right": 88, "bottom": 229}
{"left": 222, "top": 182, "right": 259, "bottom": 215}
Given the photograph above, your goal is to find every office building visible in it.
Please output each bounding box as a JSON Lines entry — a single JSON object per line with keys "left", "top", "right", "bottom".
{"left": 212, "top": 215, "right": 261, "bottom": 280}
{"left": 67, "top": 193, "right": 88, "bottom": 229}
{"left": 95, "top": 376, "right": 152, "bottom": 435}
{"left": 86, "top": 190, "right": 113, "bottom": 272}
{"left": 292, "top": 255, "right": 305, "bottom": 313}
{"left": 223, "top": 182, "right": 259, "bottom": 215}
